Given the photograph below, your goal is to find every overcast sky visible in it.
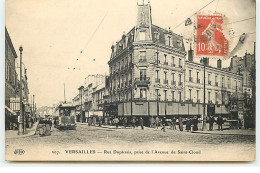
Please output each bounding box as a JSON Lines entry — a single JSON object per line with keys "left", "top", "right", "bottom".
{"left": 6, "top": 0, "right": 256, "bottom": 107}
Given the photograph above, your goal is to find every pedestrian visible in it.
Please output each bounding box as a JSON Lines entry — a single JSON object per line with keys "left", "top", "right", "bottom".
{"left": 192, "top": 116, "right": 199, "bottom": 131}
{"left": 98, "top": 117, "right": 102, "bottom": 127}
{"left": 132, "top": 117, "right": 136, "bottom": 128}
{"left": 93, "top": 116, "right": 96, "bottom": 126}
{"left": 123, "top": 117, "right": 128, "bottom": 128}
{"left": 161, "top": 117, "right": 166, "bottom": 132}
{"left": 150, "top": 117, "right": 155, "bottom": 128}
{"left": 186, "top": 118, "right": 191, "bottom": 132}
{"left": 139, "top": 117, "right": 144, "bottom": 130}
{"left": 179, "top": 117, "right": 183, "bottom": 131}
{"left": 114, "top": 117, "right": 119, "bottom": 128}
{"left": 171, "top": 117, "right": 176, "bottom": 130}
{"left": 216, "top": 115, "right": 224, "bottom": 131}
{"left": 209, "top": 115, "right": 215, "bottom": 131}
{"left": 155, "top": 116, "right": 159, "bottom": 129}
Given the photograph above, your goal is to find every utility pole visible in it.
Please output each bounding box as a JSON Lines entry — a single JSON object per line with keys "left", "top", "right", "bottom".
{"left": 18, "top": 46, "right": 24, "bottom": 135}
{"left": 202, "top": 57, "right": 206, "bottom": 131}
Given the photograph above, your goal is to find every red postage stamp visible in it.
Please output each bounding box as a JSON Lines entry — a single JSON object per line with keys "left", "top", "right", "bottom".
{"left": 196, "top": 15, "right": 228, "bottom": 56}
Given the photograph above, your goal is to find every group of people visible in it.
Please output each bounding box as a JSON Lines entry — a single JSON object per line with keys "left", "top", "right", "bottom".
{"left": 85, "top": 115, "right": 226, "bottom": 132}
{"left": 208, "top": 115, "right": 224, "bottom": 131}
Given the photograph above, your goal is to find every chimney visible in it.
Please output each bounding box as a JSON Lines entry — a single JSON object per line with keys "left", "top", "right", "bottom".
{"left": 217, "top": 59, "right": 222, "bottom": 68}
{"left": 188, "top": 43, "right": 193, "bottom": 62}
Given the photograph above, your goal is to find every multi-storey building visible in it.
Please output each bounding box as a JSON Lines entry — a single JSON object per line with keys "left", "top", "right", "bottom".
{"left": 72, "top": 74, "right": 108, "bottom": 122}
{"left": 107, "top": 2, "right": 186, "bottom": 111}
{"left": 5, "top": 27, "right": 19, "bottom": 129}
{"left": 228, "top": 52, "right": 255, "bottom": 97}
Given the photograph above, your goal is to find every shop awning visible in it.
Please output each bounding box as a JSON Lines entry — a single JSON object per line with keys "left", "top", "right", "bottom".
{"left": 5, "top": 105, "right": 17, "bottom": 115}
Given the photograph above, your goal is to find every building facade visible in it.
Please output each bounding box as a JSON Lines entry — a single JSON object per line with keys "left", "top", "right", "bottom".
{"left": 108, "top": 2, "right": 186, "bottom": 104}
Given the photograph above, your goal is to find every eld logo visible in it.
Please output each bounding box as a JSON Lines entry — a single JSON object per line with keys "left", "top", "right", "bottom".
{"left": 14, "top": 149, "right": 25, "bottom": 155}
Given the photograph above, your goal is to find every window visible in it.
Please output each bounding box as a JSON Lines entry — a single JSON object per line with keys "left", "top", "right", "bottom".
{"left": 222, "top": 93, "right": 225, "bottom": 104}
{"left": 139, "top": 31, "right": 146, "bottom": 40}
{"left": 179, "top": 58, "right": 182, "bottom": 68}
{"left": 189, "top": 70, "right": 192, "bottom": 82}
{"left": 172, "top": 56, "right": 175, "bottom": 66}
{"left": 164, "top": 54, "right": 167, "bottom": 64}
{"left": 164, "top": 90, "right": 167, "bottom": 101}
{"left": 208, "top": 73, "right": 211, "bottom": 85}
{"left": 179, "top": 74, "right": 182, "bottom": 85}
{"left": 156, "top": 89, "right": 159, "bottom": 100}
{"left": 140, "top": 51, "right": 146, "bottom": 62}
{"left": 164, "top": 72, "right": 167, "bottom": 84}
{"left": 222, "top": 76, "right": 225, "bottom": 87}
{"left": 171, "top": 91, "right": 175, "bottom": 101}
{"left": 168, "top": 36, "right": 171, "bottom": 46}
{"left": 172, "top": 73, "right": 175, "bottom": 85}
{"left": 140, "top": 88, "right": 147, "bottom": 98}
{"left": 189, "top": 89, "right": 192, "bottom": 101}
{"left": 215, "top": 92, "right": 218, "bottom": 104}
{"left": 208, "top": 92, "right": 211, "bottom": 102}
{"left": 154, "top": 32, "right": 159, "bottom": 40}
{"left": 140, "top": 69, "right": 147, "bottom": 81}
{"left": 155, "top": 70, "right": 159, "bottom": 83}
{"left": 197, "top": 90, "right": 199, "bottom": 102}
{"left": 179, "top": 92, "right": 182, "bottom": 102}
{"left": 197, "top": 72, "right": 199, "bottom": 83}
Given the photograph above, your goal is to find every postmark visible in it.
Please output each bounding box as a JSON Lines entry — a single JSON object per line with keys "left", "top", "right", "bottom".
{"left": 196, "top": 15, "right": 229, "bottom": 56}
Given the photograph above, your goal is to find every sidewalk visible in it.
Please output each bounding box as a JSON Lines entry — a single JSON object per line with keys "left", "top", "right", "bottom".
{"left": 5, "top": 122, "right": 38, "bottom": 139}
{"left": 192, "top": 129, "right": 255, "bottom": 136}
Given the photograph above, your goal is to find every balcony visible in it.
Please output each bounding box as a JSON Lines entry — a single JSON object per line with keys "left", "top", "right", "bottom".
{"left": 163, "top": 80, "right": 168, "bottom": 85}
{"left": 163, "top": 62, "right": 168, "bottom": 65}
{"left": 215, "top": 82, "right": 218, "bottom": 86}
{"left": 197, "top": 99, "right": 200, "bottom": 103}
{"left": 189, "top": 77, "right": 193, "bottom": 82}
{"left": 208, "top": 81, "right": 211, "bottom": 85}
{"left": 179, "top": 65, "right": 183, "bottom": 68}
{"left": 134, "top": 77, "right": 150, "bottom": 86}
{"left": 155, "top": 78, "right": 160, "bottom": 83}
{"left": 171, "top": 81, "right": 176, "bottom": 85}
{"left": 197, "top": 79, "right": 200, "bottom": 83}
{"left": 208, "top": 100, "right": 213, "bottom": 104}
{"left": 178, "top": 82, "right": 183, "bottom": 86}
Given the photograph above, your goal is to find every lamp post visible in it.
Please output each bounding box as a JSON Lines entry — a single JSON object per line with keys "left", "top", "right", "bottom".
{"left": 18, "top": 45, "right": 23, "bottom": 135}
{"left": 157, "top": 92, "right": 161, "bottom": 118}
{"left": 202, "top": 57, "right": 206, "bottom": 131}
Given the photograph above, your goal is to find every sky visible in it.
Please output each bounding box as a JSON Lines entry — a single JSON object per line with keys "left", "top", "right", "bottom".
{"left": 5, "top": 0, "right": 256, "bottom": 107}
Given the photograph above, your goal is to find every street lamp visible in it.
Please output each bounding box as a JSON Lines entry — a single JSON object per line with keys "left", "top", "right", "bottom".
{"left": 157, "top": 92, "right": 161, "bottom": 117}
{"left": 18, "top": 45, "right": 24, "bottom": 135}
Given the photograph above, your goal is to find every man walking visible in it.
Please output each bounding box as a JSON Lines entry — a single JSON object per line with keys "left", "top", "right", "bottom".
{"left": 140, "top": 117, "right": 144, "bottom": 130}
{"left": 155, "top": 116, "right": 159, "bottom": 129}
{"left": 161, "top": 117, "right": 166, "bottom": 132}
{"left": 217, "top": 115, "right": 224, "bottom": 131}
{"left": 114, "top": 117, "right": 119, "bottom": 128}
{"left": 209, "top": 115, "right": 215, "bottom": 131}
{"left": 123, "top": 117, "right": 128, "bottom": 128}
{"left": 171, "top": 117, "right": 176, "bottom": 130}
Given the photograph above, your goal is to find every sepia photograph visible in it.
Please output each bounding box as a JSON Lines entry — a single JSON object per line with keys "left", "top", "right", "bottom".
{"left": 4, "top": 0, "right": 256, "bottom": 161}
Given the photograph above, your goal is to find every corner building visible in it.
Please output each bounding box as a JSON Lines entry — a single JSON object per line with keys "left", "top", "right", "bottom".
{"left": 107, "top": 2, "right": 186, "bottom": 123}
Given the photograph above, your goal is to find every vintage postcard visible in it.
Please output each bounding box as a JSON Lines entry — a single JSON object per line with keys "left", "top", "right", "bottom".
{"left": 5, "top": 0, "right": 256, "bottom": 161}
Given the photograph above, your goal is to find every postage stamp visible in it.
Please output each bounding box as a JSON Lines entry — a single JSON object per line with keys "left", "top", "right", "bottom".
{"left": 196, "top": 15, "right": 229, "bottom": 56}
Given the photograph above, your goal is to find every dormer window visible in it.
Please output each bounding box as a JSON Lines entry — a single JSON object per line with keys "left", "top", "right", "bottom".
{"left": 177, "top": 38, "right": 182, "bottom": 47}
{"left": 154, "top": 32, "right": 159, "bottom": 40}
{"left": 168, "top": 36, "right": 171, "bottom": 46}
{"left": 139, "top": 31, "right": 146, "bottom": 40}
